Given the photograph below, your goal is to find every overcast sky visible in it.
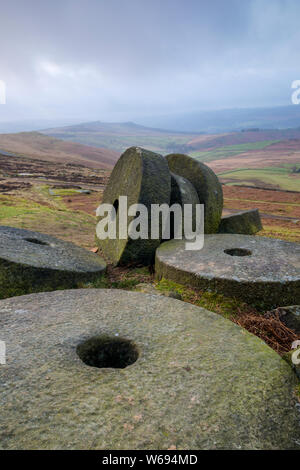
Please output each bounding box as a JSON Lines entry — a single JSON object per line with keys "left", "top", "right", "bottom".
{"left": 0, "top": 0, "right": 299, "bottom": 123}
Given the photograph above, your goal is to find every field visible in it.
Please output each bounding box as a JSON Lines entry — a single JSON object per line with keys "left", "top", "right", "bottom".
{"left": 219, "top": 167, "right": 300, "bottom": 191}
{"left": 190, "top": 140, "right": 280, "bottom": 162}
{"left": 222, "top": 185, "right": 300, "bottom": 243}
{"left": 205, "top": 140, "right": 300, "bottom": 191}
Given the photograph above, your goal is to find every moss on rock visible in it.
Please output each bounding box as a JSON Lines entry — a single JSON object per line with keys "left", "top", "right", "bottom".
{"left": 0, "top": 226, "right": 106, "bottom": 299}
{"left": 0, "top": 289, "right": 299, "bottom": 449}
{"left": 96, "top": 147, "right": 171, "bottom": 265}
{"left": 155, "top": 235, "right": 300, "bottom": 309}
{"left": 219, "top": 209, "right": 262, "bottom": 235}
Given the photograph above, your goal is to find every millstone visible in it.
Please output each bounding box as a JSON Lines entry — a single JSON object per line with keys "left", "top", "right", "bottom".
{"left": 155, "top": 234, "right": 300, "bottom": 309}
{"left": 169, "top": 172, "right": 200, "bottom": 237}
{"left": 166, "top": 153, "right": 223, "bottom": 233}
{"left": 0, "top": 226, "right": 106, "bottom": 298}
{"left": 0, "top": 289, "right": 299, "bottom": 449}
{"left": 219, "top": 209, "right": 262, "bottom": 234}
{"left": 96, "top": 147, "right": 171, "bottom": 265}
{"left": 268, "top": 306, "right": 300, "bottom": 334}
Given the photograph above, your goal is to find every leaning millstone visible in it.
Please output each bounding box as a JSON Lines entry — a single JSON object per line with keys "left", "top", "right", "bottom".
{"left": 267, "top": 306, "right": 300, "bottom": 334}
{"left": 219, "top": 209, "right": 262, "bottom": 235}
{"left": 169, "top": 172, "right": 200, "bottom": 237}
{"left": 0, "top": 289, "right": 299, "bottom": 449}
{"left": 96, "top": 147, "right": 171, "bottom": 265}
{"left": 166, "top": 153, "right": 223, "bottom": 233}
{"left": 0, "top": 226, "right": 106, "bottom": 298}
{"left": 155, "top": 234, "right": 300, "bottom": 309}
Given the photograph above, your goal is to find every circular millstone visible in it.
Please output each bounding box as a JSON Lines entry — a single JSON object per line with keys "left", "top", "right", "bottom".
{"left": 96, "top": 147, "right": 171, "bottom": 265}
{"left": 166, "top": 153, "right": 223, "bottom": 233}
{"left": 155, "top": 234, "right": 300, "bottom": 309}
{"left": 168, "top": 172, "right": 200, "bottom": 237}
{"left": 0, "top": 226, "right": 106, "bottom": 298}
{"left": 0, "top": 289, "right": 299, "bottom": 450}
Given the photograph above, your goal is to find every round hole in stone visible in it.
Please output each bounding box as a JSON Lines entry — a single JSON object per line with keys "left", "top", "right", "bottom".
{"left": 24, "top": 237, "right": 49, "bottom": 246}
{"left": 113, "top": 199, "right": 119, "bottom": 215}
{"left": 224, "top": 248, "right": 252, "bottom": 257}
{"left": 76, "top": 335, "right": 139, "bottom": 369}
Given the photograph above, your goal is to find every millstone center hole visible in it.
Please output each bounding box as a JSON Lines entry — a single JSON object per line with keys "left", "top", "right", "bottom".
{"left": 24, "top": 237, "right": 49, "bottom": 246}
{"left": 224, "top": 248, "right": 252, "bottom": 257}
{"left": 113, "top": 199, "right": 119, "bottom": 215}
{"left": 76, "top": 335, "right": 139, "bottom": 369}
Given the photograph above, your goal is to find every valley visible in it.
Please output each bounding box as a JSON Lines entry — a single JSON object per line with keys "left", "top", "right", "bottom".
{"left": 0, "top": 119, "right": 299, "bottom": 248}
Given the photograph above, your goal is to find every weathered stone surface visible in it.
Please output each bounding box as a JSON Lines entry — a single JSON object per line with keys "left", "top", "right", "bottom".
{"left": 219, "top": 209, "right": 262, "bottom": 235}
{"left": 0, "top": 226, "right": 106, "bottom": 298}
{"left": 0, "top": 289, "right": 299, "bottom": 449}
{"left": 166, "top": 154, "right": 223, "bottom": 233}
{"left": 169, "top": 172, "right": 200, "bottom": 236}
{"left": 96, "top": 147, "right": 171, "bottom": 265}
{"left": 268, "top": 306, "right": 300, "bottom": 334}
{"left": 155, "top": 234, "right": 300, "bottom": 309}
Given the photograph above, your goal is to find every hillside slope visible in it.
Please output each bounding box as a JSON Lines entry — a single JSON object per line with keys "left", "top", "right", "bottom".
{"left": 0, "top": 132, "right": 119, "bottom": 169}
{"left": 41, "top": 121, "right": 201, "bottom": 154}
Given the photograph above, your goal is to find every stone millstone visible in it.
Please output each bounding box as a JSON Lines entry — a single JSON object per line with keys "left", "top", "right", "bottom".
{"left": 0, "top": 226, "right": 106, "bottom": 298}
{"left": 219, "top": 209, "right": 262, "bottom": 235}
{"left": 0, "top": 289, "right": 299, "bottom": 450}
{"left": 166, "top": 153, "right": 223, "bottom": 233}
{"left": 96, "top": 147, "right": 171, "bottom": 265}
{"left": 155, "top": 234, "right": 300, "bottom": 309}
{"left": 268, "top": 306, "right": 300, "bottom": 334}
{"left": 169, "top": 172, "right": 200, "bottom": 237}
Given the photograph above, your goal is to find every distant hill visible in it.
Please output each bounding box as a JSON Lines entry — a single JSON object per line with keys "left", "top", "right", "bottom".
{"left": 4, "top": 119, "right": 295, "bottom": 192}
{"left": 139, "top": 105, "right": 300, "bottom": 133}
{"left": 39, "top": 119, "right": 300, "bottom": 191}
{"left": 0, "top": 132, "right": 119, "bottom": 169}
{"left": 0, "top": 119, "right": 85, "bottom": 134}
{"left": 187, "top": 128, "right": 300, "bottom": 151}
{"left": 41, "top": 121, "right": 201, "bottom": 154}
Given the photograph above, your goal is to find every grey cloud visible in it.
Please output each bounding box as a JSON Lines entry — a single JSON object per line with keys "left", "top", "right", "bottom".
{"left": 0, "top": 0, "right": 299, "bottom": 123}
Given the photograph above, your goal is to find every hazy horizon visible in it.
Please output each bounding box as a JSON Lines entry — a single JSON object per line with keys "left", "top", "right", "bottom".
{"left": 1, "top": 0, "right": 300, "bottom": 126}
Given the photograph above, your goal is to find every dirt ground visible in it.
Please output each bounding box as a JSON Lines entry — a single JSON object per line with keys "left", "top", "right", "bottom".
{"left": 61, "top": 192, "right": 103, "bottom": 216}
{"left": 0, "top": 152, "right": 110, "bottom": 190}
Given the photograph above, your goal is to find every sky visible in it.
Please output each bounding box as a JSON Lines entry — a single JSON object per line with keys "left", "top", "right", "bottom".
{"left": 0, "top": 0, "right": 300, "bottom": 124}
